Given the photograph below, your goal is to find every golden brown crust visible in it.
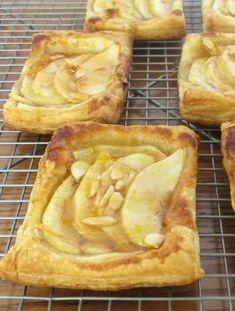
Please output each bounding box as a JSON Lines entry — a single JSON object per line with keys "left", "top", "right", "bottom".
{"left": 84, "top": 0, "right": 185, "bottom": 40}
{"left": 203, "top": 0, "right": 235, "bottom": 33}
{"left": 3, "top": 31, "right": 133, "bottom": 134}
{"left": 221, "top": 121, "right": 235, "bottom": 211}
{"left": 0, "top": 122, "right": 204, "bottom": 290}
{"left": 178, "top": 32, "right": 235, "bottom": 126}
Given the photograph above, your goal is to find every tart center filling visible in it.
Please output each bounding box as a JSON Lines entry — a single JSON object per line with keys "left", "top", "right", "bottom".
{"left": 212, "top": 0, "right": 235, "bottom": 16}
{"left": 37, "top": 147, "right": 184, "bottom": 256}
{"left": 188, "top": 39, "right": 235, "bottom": 94}
{"left": 11, "top": 38, "right": 120, "bottom": 106}
{"left": 92, "top": 0, "right": 172, "bottom": 21}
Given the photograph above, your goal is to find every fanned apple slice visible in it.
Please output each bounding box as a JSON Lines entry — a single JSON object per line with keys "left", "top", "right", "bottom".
{"left": 214, "top": 48, "right": 235, "bottom": 91}
{"left": 47, "top": 35, "right": 113, "bottom": 56}
{"left": 54, "top": 61, "right": 89, "bottom": 103}
{"left": 42, "top": 176, "right": 80, "bottom": 254}
{"left": 188, "top": 57, "right": 215, "bottom": 91}
{"left": 148, "top": 0, "right": 170, "bottom": 17}
{"left": 93, "top": 0, "right": 113, "bottom": 13}
{"left": 114, "top": 0, "right": 138, "bottom": 21}
{"left": 135, "top": 0, "right": 153, "bottom": 19}
{"left": 36, "top": 224, "right": 79, "bottom": 255}
{"left": 73, "top": 153, "right": 114, "bottom": 244}
{"left": 122, "top": 149, "right": 184, "bottom": 247}
{"left": 78, "top": 43, "right": 119, "bottom": 74}
{"left": 73, "top": 145, "right": 166, "bottom": 163}
{"left": 76, "top": 65, "right": 116, "bottom": 95}
{"left": 228, "top": 0, "right": 235, "bottom": 16}
{"left": 22, "top": 74, "right": 65, "bottom": 105}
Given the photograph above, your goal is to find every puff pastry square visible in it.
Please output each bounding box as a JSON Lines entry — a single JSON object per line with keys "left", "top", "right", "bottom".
{"left": 0, "top": 122, "right": 204, "bottom": 290}
{"left": 178, "top": 32, "right": 235, "bottom": 126}
{"left": 203, "top": 0, "right": 235, "bottom": 33}
{"left": 84, "top": 0, "right": 185, "bottom": 40}
{"left": 222, "top": 121, "right": 235, "bottom": 212}
{"left": 3, "top": 31, "right": 133, "bottom": 134}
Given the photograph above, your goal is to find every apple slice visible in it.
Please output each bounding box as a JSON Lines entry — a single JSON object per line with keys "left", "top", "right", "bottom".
{"left": 22, "top": 74, "right": 65, "bottom": 106}
{"left": 188, "top": 57, "right": 215, "bottom": 91}
{"left": 228, "top": 0, "right": 235, "bottom": 16}
{"left": 54, "top": 61, "right": 89, "bottom": 103}
{"left": 42, "top": 176, "right": 80, "bottom": 254}
{"left": 148, "top": 0, "right": 170, "bottom": 17}
{"left": 122, "top": 149, "right": 184, "bottom": 247}
{"left": 76, "top": 65, "right": 116, "bottom": 95}
{"left": 73, "top": 153, "right": 114, "bottom": 244}
{"left": 73, "top": 145, "right": 166, "bottom": 163}
{"left": 135, "top": 0, "right": 153, "bottom": 19}
{"left": 93, "top": 0, "right": 113, "bottom": 13}
{"left": 36, "top": 224, "right": 79, "bottom": 255}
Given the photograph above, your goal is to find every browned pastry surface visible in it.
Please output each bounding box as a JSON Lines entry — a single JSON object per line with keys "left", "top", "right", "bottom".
{"left": 3, "top": 31, "right": 133, "bottom": 134}
{"left": 0, "top": 122, "right": 204, "bottom": 290}
{"left": 222, "top": 121, "right": 235, "bottom": 211}
{"left": 178, "top": 32, "right": 235, "bottom": 126}
{"left": 203, "top": 0, "right": 235, "bottom": 33}
{"left": 84, "top": 0, "right": 185, "bottom": 40}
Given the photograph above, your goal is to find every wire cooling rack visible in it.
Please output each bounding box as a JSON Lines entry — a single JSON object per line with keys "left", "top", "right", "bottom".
{"left": 0, "top": 0, "right": 235, "bottom": 310}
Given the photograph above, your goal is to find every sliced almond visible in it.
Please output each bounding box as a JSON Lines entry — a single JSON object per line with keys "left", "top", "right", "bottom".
{"left": 144, "top": 233, "right": 165, "bottom": 248}
{"left": 82, "top": 216, "right": 117, "bottom": 226}
{"left": 99, "top": 185, "right": 115, "bottom": 207}
{"left": 108, "top": 192, "right": 124, "bottom": 212}
{"left": 71, "top": 161, "right": 90, "bottom": 181}
{"left": 111, "top": 166, "right": 124, "bottom": 180}
{"left": 89, "top": 178, "right": 100, "bottom": 198}
{"left": 115, "top": 179, "right": 125, "bottom": 191}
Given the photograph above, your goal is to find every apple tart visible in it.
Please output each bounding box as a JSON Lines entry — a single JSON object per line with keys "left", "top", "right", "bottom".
{"left": 203, "top": 0, "right": 235, "bottom": 33}
{"left": 0, "top": 122, "right": 204, "bottom": 290}
{"left": 178, "top": 32, "right": 235, "bottom": 125}
{"left": 84, "top": 0, "right": 185, "bottom": 40}
{"left": 3, "top": 31, "right": 133, "bottom": 134}
{"left": 222, "top": 121, "right": 235, "bottom": 212}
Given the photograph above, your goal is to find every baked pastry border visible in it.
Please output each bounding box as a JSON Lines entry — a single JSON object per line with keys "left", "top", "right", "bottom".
{"left": 222, "top": 121, "right": 235, "bottom": 212}
{"left": 0, "top": 122, "right": 204, "bottom": 290}
{"left": 202, "top": 0, "right": 235, "bottom": 33}
{"left": 178, "top": 32, "right": 235, "bottom": 126}
{"left": 3, "top": 31, "right": 133, "bottom": 134}
{"left": 84, "top": 0, "right": 185, "bottom": 40}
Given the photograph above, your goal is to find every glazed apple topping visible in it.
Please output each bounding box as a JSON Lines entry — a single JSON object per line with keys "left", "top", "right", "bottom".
{"left": 212, "top": 0, "right": 235, "bottom": 16}
{"left": 11, "top": 36, "right": 120, "bottom": 107}
{"left": 90, "top": 0, "right": 173, "bottom": 21}
{"left": 39, "top": 146, "right": 184, "bottom": 255}
{"left": 188, "top": 39, "right": 235, "bottom": 94}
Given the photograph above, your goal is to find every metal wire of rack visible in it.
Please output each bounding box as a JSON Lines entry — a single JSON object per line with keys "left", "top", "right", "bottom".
{"left": 0, "top": 0, "right": 234, "bottom": 310}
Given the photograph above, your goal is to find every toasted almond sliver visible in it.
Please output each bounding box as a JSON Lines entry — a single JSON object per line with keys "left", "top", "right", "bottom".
{"left": 89, "top": 178, "right": 100, "bottom": 198}
{"left": 71, "top": 161, "right": 90, "bottom": 181}
{"left": 111, "top": 166, "right": 124, "bottom": 180}
{"left": 108, "top": 191, "right": 124, "bottom": 212}
{"left": 99, "top": 185, "right": 115, "bottom": 207}
{"left": 82, "top": 216, "right": 117, "bottom": 226}
{"left": 115, "top": 179, "right": 125, "bottom": 191}
{"left": 144, "top": 233, "right": 165, "bottom": 248}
